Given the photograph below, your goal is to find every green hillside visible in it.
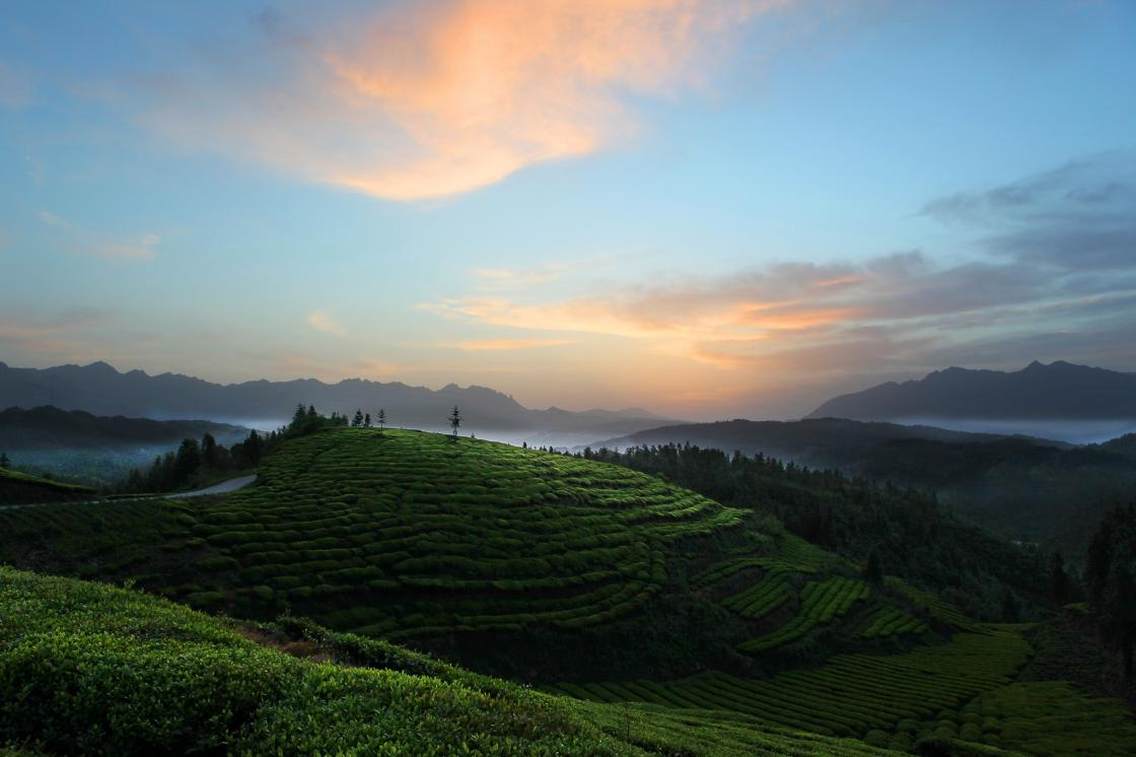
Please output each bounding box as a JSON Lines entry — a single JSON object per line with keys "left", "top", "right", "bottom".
{"left": 2, "top": 426, "right": 1135, "bottom": 754}
{"left": 0, "top": 428, "right": 759, "bottom": 677}
{"left": 0, "top": 466, "right": 93, "bottom": 506}
{"left": 0, "top": 566, "right": 888, "bottom": 756}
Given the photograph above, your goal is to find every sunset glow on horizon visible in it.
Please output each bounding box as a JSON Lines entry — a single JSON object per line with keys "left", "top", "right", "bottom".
{"left": 2, "top": 1, "right": 1135, "bottom": 418}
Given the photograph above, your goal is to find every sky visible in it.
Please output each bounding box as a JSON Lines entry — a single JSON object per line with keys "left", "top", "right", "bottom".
{"left": 1, "top": 0, "right": 1134, "bottom": 419}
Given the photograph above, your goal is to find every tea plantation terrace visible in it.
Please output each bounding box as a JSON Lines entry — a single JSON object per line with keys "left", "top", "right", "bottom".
{"left": 0, "top": 428, "right": 749, "bottom": 643}
{"left": 0, "top": 566, "right": 893, "bottom": 756}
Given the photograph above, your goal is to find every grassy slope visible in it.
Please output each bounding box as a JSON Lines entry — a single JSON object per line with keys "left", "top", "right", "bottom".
{"left": 0, "top": 566, "right": 887, "bottom": 756}
{"left": 0, "top": 467, "right": 93, "bottom": 505}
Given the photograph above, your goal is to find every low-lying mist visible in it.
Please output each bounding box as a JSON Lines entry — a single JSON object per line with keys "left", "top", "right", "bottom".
{"left": 893, "top": 418, "right": 1136, "bottom": 445}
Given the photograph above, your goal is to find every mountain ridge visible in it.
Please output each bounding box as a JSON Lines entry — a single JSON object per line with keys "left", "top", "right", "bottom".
{"left": 808, "top": 361, "right": 1136, "bottom": 421}
{"left": 0, "top": 361, "right": 673, "bottom": 437}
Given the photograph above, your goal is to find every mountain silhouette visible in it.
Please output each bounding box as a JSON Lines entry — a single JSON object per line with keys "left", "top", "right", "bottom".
{"left": 0, "top": 361, "right": 669, "bottom": 437}
{"left": 808, "top": 361, "right": 1136, "bottom": 420}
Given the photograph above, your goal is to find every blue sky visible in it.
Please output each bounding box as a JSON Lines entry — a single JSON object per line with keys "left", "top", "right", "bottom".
{"left": 1, "top": 0, "right": 1134, "bottom": 418}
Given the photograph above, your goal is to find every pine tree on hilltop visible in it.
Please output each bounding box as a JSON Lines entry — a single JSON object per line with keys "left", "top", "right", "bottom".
{"left": 364, "top": 413, "right": 371, "bottom": 428}
{"left": 377, "top": 409, "right": 386, "bottom": 432}
{"left": 449, "top": 406, "right": 462, "bottom": 439}
{"left": 352, "top": 409, "right": 364, "bottom": 427}
{"left": 291, "top": 404, "right": 308, "bottom": 430}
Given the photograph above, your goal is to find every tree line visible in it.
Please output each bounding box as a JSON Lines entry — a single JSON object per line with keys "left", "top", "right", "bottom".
{"left": 117, "top": 403, "right": 465, "bottom": 493}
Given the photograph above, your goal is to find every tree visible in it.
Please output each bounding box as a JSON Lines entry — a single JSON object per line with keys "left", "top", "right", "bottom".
{"left": 173, "top": 438, "right": 202, "bottom": 485}
{"left": 1049, "top": 551, "right": 1070, "bottom": 605}
{"left": 291, "top": 403, "right": 308, "bottom": 431}
{"left": 0, "top": 452, "right": 8, "bottom": 469}
{"left": 449, "top": 406, "right": 462, "bottom": 438}
{"left": 864, "top": 548, "right": 883, "bottom": 584}
{"left": 364, "top": 412, "right": 372, "bottom": 428}
{"left": 377, "top": 409, "right": 386, "bottom": 432}
{"left": 201, "top": 433, "right": 219, "bottom": 468}
{"left": 1000, "top": 586, "right": 1021, "bottom": 623}
{"left": 1086, "top": 504, "right": 1136, "bottom": 681}
{"left": 352, "top": 409, "right": 364, "bottom": 427}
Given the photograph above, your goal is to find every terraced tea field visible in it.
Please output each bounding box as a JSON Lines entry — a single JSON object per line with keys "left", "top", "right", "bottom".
{"left": 0, "top": 429, "right": 748, "bottom": 643}
{"left": 858, "top": 606, "right": 928, "bottom": 639}
{"left": 0, "top": 566, "right": 896, "bottom": 756}
{"left": 737, "top": 575, "right": 872, "bottom": 653}
{"left": 549, "top": 629, "right": 1032, "bottom": 743}
{"left": 4, "top": 426, "right": 1135, "bottom": 756}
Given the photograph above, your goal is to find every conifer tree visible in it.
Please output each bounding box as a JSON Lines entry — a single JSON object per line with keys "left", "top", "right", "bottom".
{"left": 449, "top": 406, "right": 461, "bottom": 438}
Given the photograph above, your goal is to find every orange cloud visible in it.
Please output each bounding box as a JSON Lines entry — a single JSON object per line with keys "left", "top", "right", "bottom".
{"left": 141, "top": 0, "right": 790, "bottom": 201}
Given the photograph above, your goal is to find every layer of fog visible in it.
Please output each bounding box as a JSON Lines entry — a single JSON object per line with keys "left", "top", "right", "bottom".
{"left": 892, "top": 418, "right": 1136, "bottom": 445}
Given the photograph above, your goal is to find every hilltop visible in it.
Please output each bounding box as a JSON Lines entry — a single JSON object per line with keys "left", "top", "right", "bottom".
{"left": 0, "top": 361, "right": 671, "bottom": 441}
{"left": 809, "top": 361, "right": 1136, "bottom": 424}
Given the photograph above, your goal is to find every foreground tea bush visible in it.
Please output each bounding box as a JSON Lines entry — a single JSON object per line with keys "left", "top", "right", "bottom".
{"left": 0, "top": 567, "right": 891, "bottom": 756}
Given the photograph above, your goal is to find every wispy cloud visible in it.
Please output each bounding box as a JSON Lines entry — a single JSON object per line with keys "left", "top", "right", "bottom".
{"left": 38, "top": 211, "right": 159, "bottom": 261}
{"left": 472, "top": 265, "right": 569, "bottom": 290}
{"left": 306, "top": 309, "right": 346, "bottom": 336}
{"left": 457, "top": 337, "right": 573, "bottom": 351}
{"left": 135, "top": 0, "right": 793, "bottom": 201}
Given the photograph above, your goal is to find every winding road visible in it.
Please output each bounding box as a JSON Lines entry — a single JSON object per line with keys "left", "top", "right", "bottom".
{"left": 165, "top": 474, "right": 257, "bottom": 498}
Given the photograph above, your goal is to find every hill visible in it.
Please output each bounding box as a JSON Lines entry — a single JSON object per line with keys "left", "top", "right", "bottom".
{"left": 0, "top": 566, "right": 889, "bottom": 756}
{"left": 0, "top": 427, "right": 756, "bottom": 679}
{"left": 0, "top": 466, "right": 93, "bottom": 506}
{"left": 808, "top": 361, "right": 1136, "bottom": 425}
{"left": 0, "top": 405, "right": 247, "bottom": 450}
{"left": 3, "top": 427, "right": 1136, "bottom": 754}
{"left": 0, "top": 361, "right": 671, "bottom": 442}
{"left": 586, "top": 417, "right": 1063, "bottom": 469}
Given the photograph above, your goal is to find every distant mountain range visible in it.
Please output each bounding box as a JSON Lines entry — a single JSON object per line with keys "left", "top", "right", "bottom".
{"left": 0, "top": 361, "right": 671, "bottom": 440}
{"left": 808, "top": 361, "right": 1136, "bottom": 421}
{"left": 0, "top": 406, "right": 248, "bottom": 451}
